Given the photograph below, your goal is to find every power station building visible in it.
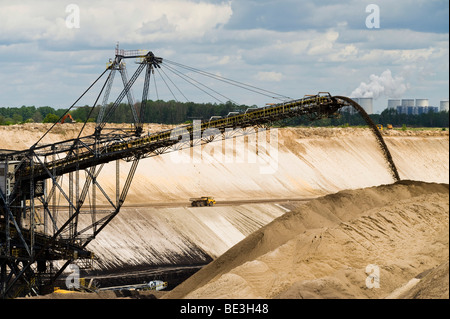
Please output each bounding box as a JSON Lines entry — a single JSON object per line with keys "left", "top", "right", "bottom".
{"left": 389, "top": 98, "right": 443, "bottom": 114}
{"left": 344, "top": 97, "right": 447, "bottom": 115}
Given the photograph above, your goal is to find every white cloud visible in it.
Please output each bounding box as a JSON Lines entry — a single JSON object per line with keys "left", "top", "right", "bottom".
{"left": 0, "top": 1, "right": 233, "bottom": 46}
{"left": 329, "top": 44, "right": 358, "bottom": 62}
{"left": 351, "top": 69, "right": 409, "bottom": 99}
{"left": 307, "top": 30, "right": 339, "bottom": 56}
{"left": 255, "top": 71, "right": 283, "bottom": 82}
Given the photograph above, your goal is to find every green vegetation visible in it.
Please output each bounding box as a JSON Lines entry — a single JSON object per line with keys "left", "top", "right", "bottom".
{"left": 279, "top": 107, "right": 449, "bottom": 128}
{"left": 0, "top": 106, "right": 66, "bottom": 125}
{"left": 0, "top": 101, "right": 248, "bottom": 126}
{"left": 0, "top": 101, "right": 448, "bottom": 128}
{"left": 42, "top": 113, "right": 60, "bottom": 124}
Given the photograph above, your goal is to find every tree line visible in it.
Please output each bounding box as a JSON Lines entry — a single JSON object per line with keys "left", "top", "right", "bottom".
{"left": 0, "top": 101, "right": 448, "bottom": 128}
{"left": 280, "top": 107, "right": 449, "bottom": 128}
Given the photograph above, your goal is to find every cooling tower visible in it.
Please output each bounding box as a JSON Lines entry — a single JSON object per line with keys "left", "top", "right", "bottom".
{"left": 388, "top": 99, "right": 401, "bottom": 109}
{"left": 358, "top": 97, "right": 373, "bottom": 114}
{"left": 415, "top": 99, "right": 429, "bottom": 107}
{"left": 401, "top": 99, "right": 415, "bottom": 107}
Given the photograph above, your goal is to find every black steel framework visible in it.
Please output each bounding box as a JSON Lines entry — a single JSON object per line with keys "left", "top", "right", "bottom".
{"left": 0, "top": 47, "right": 400, "bottom": 298}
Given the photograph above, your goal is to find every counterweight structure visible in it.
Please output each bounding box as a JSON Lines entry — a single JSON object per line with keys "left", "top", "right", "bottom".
{"left": 0, "top": 48, "right": 399, "bottom": 298}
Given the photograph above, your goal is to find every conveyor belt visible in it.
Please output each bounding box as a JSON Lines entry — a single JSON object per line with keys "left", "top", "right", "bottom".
{"left": 16, "top": 94, "right": 344, "bottom": 182}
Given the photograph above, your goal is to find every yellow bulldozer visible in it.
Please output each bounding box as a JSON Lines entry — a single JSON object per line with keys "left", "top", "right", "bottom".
{"left": 190, "top": 196, "right": 216, "bottom": 207}
{"left": 377, "top": 124, "right": 393, "bottom": 130}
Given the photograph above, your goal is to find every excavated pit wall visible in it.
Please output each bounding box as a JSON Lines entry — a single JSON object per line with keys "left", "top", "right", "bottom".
{"left": 1, "top": 124, "right": 448, "bottom": 272}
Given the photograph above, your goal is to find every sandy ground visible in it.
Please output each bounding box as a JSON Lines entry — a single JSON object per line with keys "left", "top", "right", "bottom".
{"left": 2, "top": 124, "right": 449, "bottom": 299}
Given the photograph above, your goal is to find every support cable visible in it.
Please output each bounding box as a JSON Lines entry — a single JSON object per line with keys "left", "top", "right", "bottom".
{"left": 97, "top": 68, "right": 116, "bottom": 125}
{"left": 162, "top": 63, "right": 236, "bottom": 104}
{"left": 154, "top": 69, "right": 160, "bottom": 101}
{"left": 155, "top": 66, "right": 188, "bottom": 102}
{"left": 164, "top": 59, "right": 291, "bottom": 101}
{"left": 154, "top": 66, "right": 179, "bottom": 102}
{"left": 161, "top": 64, "right": 224, "bottom": 104}
{"left": 33, "top": 67, "right": 110, "bottom": 148}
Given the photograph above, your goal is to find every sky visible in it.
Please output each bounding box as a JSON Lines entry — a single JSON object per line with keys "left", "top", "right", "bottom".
{"left": 0, "top": 0, "right": 448, "bottom": 114}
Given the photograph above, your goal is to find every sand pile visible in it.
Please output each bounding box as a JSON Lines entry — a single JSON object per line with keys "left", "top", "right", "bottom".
{"left": 392, "top": 261, "right": 449, "bottom": 299}
{"left": 164, "top": 181, "right": 449, "bottom": 299}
